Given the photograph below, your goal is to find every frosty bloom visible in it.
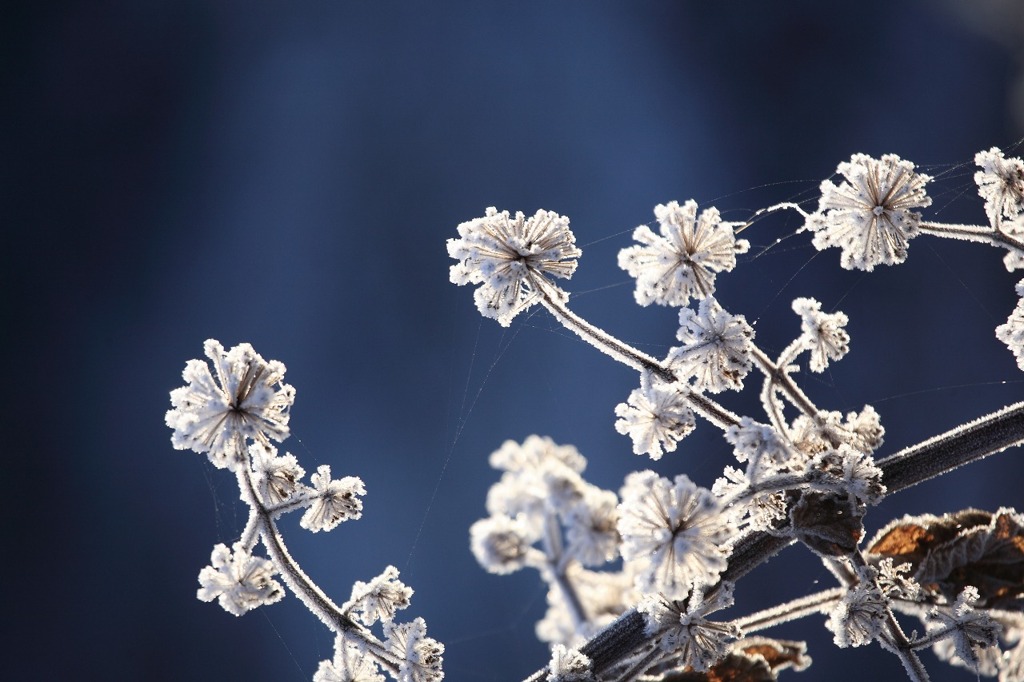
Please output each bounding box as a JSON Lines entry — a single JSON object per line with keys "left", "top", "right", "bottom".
{"left": 618, "top": 471, "right": 734, "bottom": 599}
{"left": 564, "top": 488, "right": 621, "bottom": 566}
{"left": 618, "top": 200, "right": 749, "bottom": 307}
{"left": 346, "top": 566, "right": 413, "bottom": 626}
{"left": 547, "top": 644, "right": 595, "bottom": 682}
{"left": 470, "top": 514, "right": 541, "bottom": 575}
{"left": 613, "top": 371, "right": 695, "bottom": 460}
{"left": 384, "top": 617, "right": 444, "bottom": 682}
{"left": 448, "top": 207, "right": 580, "bottom": 326}
{"left": 250, "top": 443, "right": 305, "bottom": 508}
{"left": 166, "top": 339, "right": 296, "bottom": 471}
{"left": 300, "top": 465, "right": 366, "bottom": 533}
{"left": 724, "top": 418, "right": 794, "bottom": 481}
{"left": 825, "top": 570, "right": 888, "bottom": 648}
{"left": 808, "top": 153, "right": 932, "bottom": 271}
{"left": 927, "top": 586, "right": 1002, "bottom": 675}
{"left": 975, "top": 147, "right": 1024, "bottom": 228}
{"left": 791, "top": 297, "right": 850, "bottom": 373}
{"left": 638, "top": 582, "right": 739, "bottom": 672}
{"left": 314, "top": 637, "right": 385, "bottom": 682}
{"left": 809, "top": 444, "right": 886, "bottom": 506}
{"left": 668, "top": 298, "right": 754, "bottom": 393}
{"left": 196, "top": 543, "right": 284, "bottom": 616}
{"left": 485, "top": 436, "right": 588, "bottom": 525}
{"left": 996, "top": 279, "right": 1024, "bottom": 371}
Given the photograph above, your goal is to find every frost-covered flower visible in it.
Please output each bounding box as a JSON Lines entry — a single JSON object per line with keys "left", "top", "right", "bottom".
{"left": 975, "top": 147, "right": 1024, "bottom": 229}
{"left": 470, "top": 514, "right": 541, "bottom": 575}
{"left": 166, "top": 339, "right": 296, "bottom": 471}
{"left": 790, "top": 406, "right": 884, "bottom": 455}
{"left": 613, "top": 371, "right": 695, "bottom": 460}
{"left": 638, "top": 582, "right": 739, "bottom": 671}
{"left": 792, "top": 297, "right": 850, "bottom": 372}
{"left": 927, "top": 587, "right": 1002, "bottom": 675}
{"left": 724, "top": 418, "right": 794, "bottom": 480}
{"left": 808, "top": 153, "right": 932, "bottom": 271}
{"left": 485, "top": 436, "right": 588, "bottom": 524}
{"left": 564, "top": 488, "right": 620, "bottom": 566}
{"left": 825, "top": 569, "right": 887, "bottom": 648}
{"left": 618, "top": 200, "right": 749, "bottom": 307}
{"left": 448, "top": 207, "right": 580, "bottom": 326}
{"left": 669, "top": 298, "right": 754, "bottom": 393}
{"left": 300, "top": 465, "right": 366, "bottom": 533}
{"left": 314, "top": 637, "right": 385, "bottom": 682}
{"left": 346, "top": 566, "right": 413, "bottom": 626}
{"left": 996, "top": 280, "right": 1024, "bottom": 371}
{"left": 618, "top": 471, "right": 734, "bottom": 599}
{"left": 196, "top": 542, "right": 284, "bottom": 616}
{"left": 384, "top": 617, "right": 444, "bottom": 682}
{"left": 251, "top": 443, "right": 305, "bottom": 508}
{"left": 546, "top": 644, "right": 595, "bottom": 682}
{"left": 809, "top": 444, "right": 886, "bottom": 505}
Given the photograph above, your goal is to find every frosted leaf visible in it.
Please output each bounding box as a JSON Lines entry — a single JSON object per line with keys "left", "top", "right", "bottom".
{"left": 250, "top": 443, "right": 305, "bottom": 508}
{"left": 166, "top": 339, "right": 295, "bottom": 471}
{"left": 669, "top": 298, "right": 754, "bottom": 393}
{"left": 384, "top": 617, "right": 444, "bottom": 682}
{"left": 346, "top": 566, "right": 413, "bottom": 626}
{"left": 618, "top": 471, "right": 734, "bottom": 599}
{"left": 300, "top": 465, "right": 366, "bottom": 533}
{"left": 808, "top": 153, "right": 931, "bottom": 271}
{"left": 996, "top": 279, "right": 1024, "bottom": 371}
{"left": 825, "top": 568, "right": 887, "bottom": 648}
{"left": 564, "top": 488, "right": 620, "bottom": 566}
{"left": 448, "top": 207, "right": 580, "bottom": 326}
{"left": 791, "top": 297, "right": 850, "bottom": 372}
{"left": 617, "top": 200, "right": 749, "bottom": 307}
{"left": 613, "top": 371, "right": 695, "bottom": 460}
{"left": 927, "top": 586, "right": 1002, "bottom": 675}
{"left": 196, "top": 543, "right": 284, "bottom": 617}
{"left": 975, "top": 147, "right": 1024, "bottom": 228}
{"left": 638, "top": 582, "right": 739, "bottom": 671}
{"left": 546, "top": 644, "right": 595, "bottom": 682}
{"left": 469, "top": 514, "right": 541, "bottom": 575}
{"left": 314, "top": 636, "right": 385, "bottom": 682}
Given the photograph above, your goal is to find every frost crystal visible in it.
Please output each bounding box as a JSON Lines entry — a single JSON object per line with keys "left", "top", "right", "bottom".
{"left": 300, "top": 465, "right": 366, "bottom": 533}
{"left": 792, "top": 297, "right": 850, "bottom": 372}
{"left": 825, "top": 570, "right": 887, "bottom": 648}
{"left": 613, "top": 371, "right": 695, "bottom": 460}
{"left": 975, "top": 147, "right": 1024, "bottom": 228}
{"left": 384, "top": 617, "right": 444, "bottom": 682}
{"left": 448, "top": 207, "right": 580, "bottom": 326}
{"left": 638, "top": 582, "right": 739, "bottom": 672}
{"left": 618, "top": 471, "right": 734, "bottom": 599}
{"left": 617, "top": 200, "right": 749, "bottom": 307}
{"left": 314, "top": 637, "right": 385, "bottom": 682}
{"left": 996, "top": 279, "right": 1024, "bottom": 371}
{"left": 346, "top": 566, "right": 413, "bottom": 626}
{"left": 546, "top": 644, "right": 595, "bottom": 682}
{"left": 808, "top": 153, "right": 932, "bottom": 271}
{"left": 196, "top": 543, "right": 284, "bottom": 616}
{"left": 166, "top": 339, "right": 295, "bottom": 471}
{"left": 669, "top": 298, "right": 754, "bottom": 393}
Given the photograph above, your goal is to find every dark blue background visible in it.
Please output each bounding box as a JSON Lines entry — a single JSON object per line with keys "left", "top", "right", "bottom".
{"left": 5, "top": 2, "right": 1023, "bottom": 680}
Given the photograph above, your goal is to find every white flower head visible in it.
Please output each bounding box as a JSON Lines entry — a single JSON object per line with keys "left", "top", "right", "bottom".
{"left": 614, "top": 371, "right": 695, "bottom": 460}
{"left": 470, "top": 514, "right": 541, "bottom": 575}
{"left": 808, "top": 153, "right": 932, "bottom": 271}
{"left": 618, "top": 471, "right": 734, "bottom": 599}
{"left": 618, "top": 200, "right": 749, "bottom": 307}
{"left": 724, "top": 418, "right": 794, "bottom": 480}
{"left": 300, "top": 465, "right": 366, "bottom": 533}
{"left": 564, "top": 487, "right": 620, "bottom": 567}
{"left": 810, "top": 444, "right": 886, "bottom": 506}
{"left": 485, "top": 436, "right": 588, "bottom": 524}
{"left": 669, "top": 298, "right": 754, "bottom": 393}
{"left": 166, "top": 339, "right": 296, "bottom": 471}
{"left": 975, "top": 147, "right": 1024, "bottom": 228}
{"left": 996, "top": 279, "right": 1024, "bottom": 371}
{"left": 927, "top": 586, "right": 1002, "bottom": 675}
{"left": 314, "top": 636, "right": 385, "bottom": 682}
{"left": 196, "top": 542, "right": 284, "bottom": 617}
{"left": 250, "top": 443, "right": 306, "bottom": 508}
{"left": 448, "top": 207, "right": 580, "bottom": 326}
{"left": 638, "top": 582, "right": 739, "bottom": 671}
{"left": 792, "top": 297, "right": 850, "bottom": 372}
{"left": 546, "top": 644, "right": 595, "bottom": 682}
{"left": 346, "top": 566, "right": 413, "bottom": 626}
{"left": 384, "top": 617, "right": 444, "bottom": 682}
{"left": 825, "top": 568, "right": 887, "bottom": 648}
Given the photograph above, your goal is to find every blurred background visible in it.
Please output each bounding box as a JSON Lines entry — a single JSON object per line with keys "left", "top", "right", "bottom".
{"left": 5, "top": 1, "right": 1024, "bottom": 680}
